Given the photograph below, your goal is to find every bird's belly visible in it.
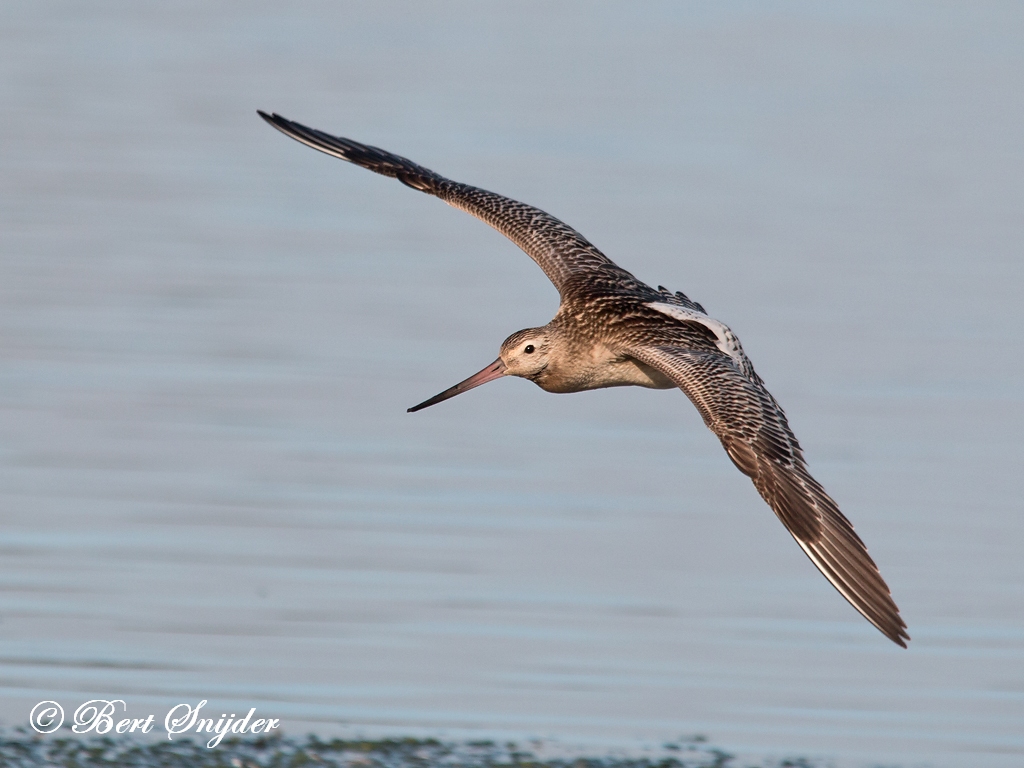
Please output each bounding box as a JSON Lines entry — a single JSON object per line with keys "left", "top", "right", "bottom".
{"left": 593, "top": 358, "right": 676, "bottom": 390}
{"left": 542, "top": 357, "right": 675, "bottom": 393}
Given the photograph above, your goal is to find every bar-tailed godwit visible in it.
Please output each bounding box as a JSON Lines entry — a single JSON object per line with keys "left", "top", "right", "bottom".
{"left": 259, "top": 111, "right": 909, "bottom": 647}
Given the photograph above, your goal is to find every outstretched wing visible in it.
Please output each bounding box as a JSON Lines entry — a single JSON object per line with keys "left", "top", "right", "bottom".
{"left": 258, "top": 111, "right": 633, "bottom": 295}
{"left": 629, "top": 342, "right": 909, "bottom": 647}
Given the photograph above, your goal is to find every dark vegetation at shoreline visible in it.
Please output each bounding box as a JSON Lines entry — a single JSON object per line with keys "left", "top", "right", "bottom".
{"left": 0, "top": 732, "right": 874, "bottom": 768}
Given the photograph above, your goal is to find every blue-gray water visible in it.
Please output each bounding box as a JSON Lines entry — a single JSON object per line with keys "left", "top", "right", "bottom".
{"left": 1, "top": 3, "right": 1022, "bottom": 766}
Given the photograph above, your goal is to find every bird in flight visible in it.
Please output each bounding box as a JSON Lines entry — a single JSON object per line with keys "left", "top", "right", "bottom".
{"left": 258, "top": 111, "right": 909, "bottom": 647}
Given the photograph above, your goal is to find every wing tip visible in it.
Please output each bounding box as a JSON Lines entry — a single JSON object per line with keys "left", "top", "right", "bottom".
{"left": 257, "top": 109, "right": 290, "bottom": 131}
{"left": 887, "top": 613, "right": 911, "bottom": 648}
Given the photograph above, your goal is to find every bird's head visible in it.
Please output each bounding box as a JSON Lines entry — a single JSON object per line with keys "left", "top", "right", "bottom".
{"left": 498, "top": 327, "right": 552, "bottom": 380}
{"left": 407, "top": 326, "right": 553, "bottom": 413}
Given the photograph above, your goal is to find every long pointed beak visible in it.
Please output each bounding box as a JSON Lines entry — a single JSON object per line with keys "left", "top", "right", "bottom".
{"left": 408, "top": 358, "right": 507, "bottom": 413}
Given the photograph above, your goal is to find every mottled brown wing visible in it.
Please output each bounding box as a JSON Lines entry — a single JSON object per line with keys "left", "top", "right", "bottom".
{"left": 258, "top": 111, "right": 631, "bottom": 295}
{"left": 630, "top": 343, "right": 909, "bottom": 647}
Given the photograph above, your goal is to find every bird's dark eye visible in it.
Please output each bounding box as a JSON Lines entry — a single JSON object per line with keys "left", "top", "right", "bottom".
{"left": 524, "top": 344, "right": 535, "bottom": 354}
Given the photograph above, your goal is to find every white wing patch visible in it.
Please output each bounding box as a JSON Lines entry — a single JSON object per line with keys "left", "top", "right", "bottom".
{"left": 646, "top": 301, "right": 748, "bottom": 370}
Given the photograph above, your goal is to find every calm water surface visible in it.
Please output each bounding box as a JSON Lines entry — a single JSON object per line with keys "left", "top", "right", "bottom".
{"left": 1, "top": 3, "right": 1023, "bottom": 766}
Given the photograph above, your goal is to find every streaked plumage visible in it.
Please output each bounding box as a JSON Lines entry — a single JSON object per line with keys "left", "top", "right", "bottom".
{"left": 258, "top": 110, "right": 909, "bottom": 648}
